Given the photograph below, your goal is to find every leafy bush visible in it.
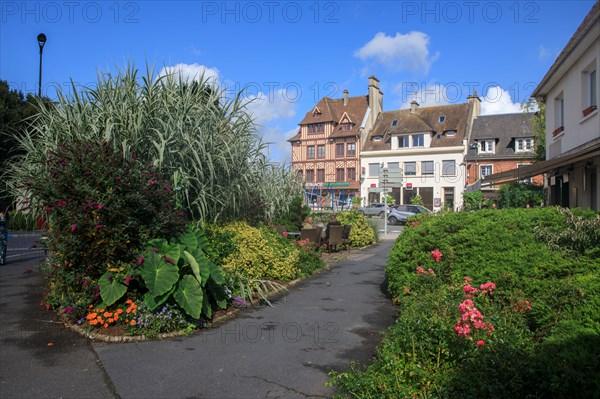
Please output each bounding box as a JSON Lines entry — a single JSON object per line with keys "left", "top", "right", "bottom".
{"left": 462, "top": 189, "right": 485, "bottom": 211}
{"left": 5, "top": 211, "right": 36, "bottom": 230}
{"left": 335, "top": 210, "right": 378, "bottom": 248}
{"left": 497, "top": 182, "right": 544, "bottom": 208}
{"left": 209, "top": 222, "right": 300, "bottom": 281}
{"left": 330, "top": 208, "right": 600, "bottom": 398}
{"left": 31, "top": 140, "right": 183, "bottom": 315}
{"left": 274, "top": 195, "right": 310, "bottom": 232}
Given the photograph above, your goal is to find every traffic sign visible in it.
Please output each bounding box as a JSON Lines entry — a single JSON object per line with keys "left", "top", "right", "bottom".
{"left": 368, "top": 187, "right": 387, "bottom": 193}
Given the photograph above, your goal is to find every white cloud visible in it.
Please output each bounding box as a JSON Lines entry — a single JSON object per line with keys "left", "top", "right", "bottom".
{"left": 157, "top": 63, "right": 219, "bottom": 84}
{"left": 537, "top": 45, "right": 550, "bottom": 60}
{"left": 480, "top": 86, "right": 524, "bottom": 115}
{"left": 354, "top": 31, "right": 439, "bottom": 73}
{"left": 395, "top": 82, "right": 452, "bottom": 109}
{"left": 260, "top": 126, "right": 298, "bottom": 164}
{"left": 245, "top": 89, "right": 296, "bottom": 125}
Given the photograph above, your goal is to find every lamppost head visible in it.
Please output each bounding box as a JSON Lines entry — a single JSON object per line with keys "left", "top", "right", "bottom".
{"left": 37, "top": 33, "right": 47, "bottom": 49}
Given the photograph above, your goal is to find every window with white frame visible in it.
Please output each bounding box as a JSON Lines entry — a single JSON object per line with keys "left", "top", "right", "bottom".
{"left": 422, "top": 161, "right": 434, "bottom": 175}
{"left": 388, "top": 162, "right": 400, "bottom": 170}
{"left": 442, "top": 160, "right": 456, "bottom": 176}
{"left": 404, "top": 161, "right": 416, "bottom": 176}
{"left": 515, "top": 138, "right": 534, "bottom": 153}
{"left": 554, "top": 93, "right": 564, "bottom": 130}
{"left": 479, "top": 140, "right": 495, "bottom": 154}
{"left": 398, "top": 135, "right": 409, "bottom": 148}
{"left": 413, "top": 134, "right": 425, "bottom": 147}
{"left": 582, "top": 64, "right": 597, "bottom": 112}
{"left": 368, "top": 163, "right": 379, "bottom": 177}
{"left": 480, "top": 165, "right": 493, "bottom": 178}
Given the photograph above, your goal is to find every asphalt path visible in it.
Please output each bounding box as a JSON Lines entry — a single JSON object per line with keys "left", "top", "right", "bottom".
{"left": 1, "top": 231, "right": 400, "bottom": 399}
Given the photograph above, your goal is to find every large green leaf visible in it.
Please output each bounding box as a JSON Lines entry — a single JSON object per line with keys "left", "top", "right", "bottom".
{"left": 140, "top": 252, "right": 180, "bottom": 296}
{"left": 183, "top": 250, "right": 202, "bottom": 285}
{"left": 202, "top": 294, "right": 212, "bottom": 319}
{"left": 208, "top": 261, "right": 225, "bottom": 285}
{"left": 173, "top": 275, "right": 203, "bottom": 319}
{"left": 178, "top": 226, "right": 198, "bottom": 252}
{"left": 143, "top": 285, "right": 175, "bottom": 311}
{"left": 147, "top": 239, "right": 181, "bottom": 265}
{"left": 98, "top": 272, "right": 128, "bottom": 306}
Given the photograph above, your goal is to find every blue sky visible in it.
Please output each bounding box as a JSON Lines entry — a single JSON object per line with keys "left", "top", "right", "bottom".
{"left": 1, "top": 0, "right": 596, "bottom": 162}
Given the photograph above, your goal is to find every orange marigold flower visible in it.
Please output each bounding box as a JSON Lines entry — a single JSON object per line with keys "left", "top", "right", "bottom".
{"left": 89, "top": 304, "right": 93, "bottom": 309}
{"left": 125, "top": 299, "right": 132, "bottom": 304}
{"left": 108, "top": 318, "right": 114, "bottom": 323}
{"left": 96, "top": 317, "right": 103, "bottom": 323}
{"left": 89, "top": 320, "right": 97, "bottom": 325}
{"left": 86, "top": 313, "right": 97, "bottom": 320}
{"left": 113, "top": 314, "right": 119, "bottom": 320}
{"left": 99, "top": 309, "right": 105, "bottom": 313}
{"left": 116, "top": 309, "right": 123, "bottom": 314}
{"left": 103, "top": 323, "right": 109, "bottom": 328}
{"left": 104, "top": 312, "right": 112, "bottom": 318}
{"left": 130, "top": 319, "right": 136, "bottom": 326}
{"left": 126, "top": 308, "right": 131, "bottom": 313}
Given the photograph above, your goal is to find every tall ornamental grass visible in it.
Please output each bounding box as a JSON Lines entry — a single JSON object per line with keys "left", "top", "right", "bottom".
{"left": 5, "top": 65, "right": 301, "bottom": 224}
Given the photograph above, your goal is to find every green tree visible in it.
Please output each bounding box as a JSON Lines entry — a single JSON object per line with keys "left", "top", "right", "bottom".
{"left": 524, "top": 98, "right": 546, "bottom": 161}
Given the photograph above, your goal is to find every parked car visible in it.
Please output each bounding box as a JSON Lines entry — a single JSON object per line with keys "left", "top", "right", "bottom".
{"left": 357, "top": 203, "right": 388, "bottom": 217}
{"left": 394, "top": 204, "right": 432, "bottom": 214}
{"left": 388, "top": 207, "right": 416, "bottom": 225}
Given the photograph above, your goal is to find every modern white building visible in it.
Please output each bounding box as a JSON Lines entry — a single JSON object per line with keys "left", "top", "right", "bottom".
{"left": 484, "top": 1, "right": 599, "bottom": 210}
{"left": 360, "top": 96, "right": 480, "bottom": 211}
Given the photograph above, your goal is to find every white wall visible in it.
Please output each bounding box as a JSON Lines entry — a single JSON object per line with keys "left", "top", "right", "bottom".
{"left": 546, "top": 37, "right": 600, "bottom": 159}
{"left": 360, "top": 147, "right": 466, "bottom": 211}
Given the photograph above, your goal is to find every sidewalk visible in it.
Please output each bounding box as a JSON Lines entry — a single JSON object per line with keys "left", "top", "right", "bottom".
{"left": 1, "top": 234, "right": 399, "bottom": 399}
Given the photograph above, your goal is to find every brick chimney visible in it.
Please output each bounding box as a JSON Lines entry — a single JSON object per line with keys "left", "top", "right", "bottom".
{"left": 410, "top": 100, "right": 419, "bottom": 114}
{"left": 366, "top": 76, "right": 383, "bottom": 131}
{"left": 343, "top": 89, "right": 349, "bottom": 106}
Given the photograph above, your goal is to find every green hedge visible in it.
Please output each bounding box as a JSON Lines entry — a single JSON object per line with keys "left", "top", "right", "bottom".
{"left": 330, "top": 208, "right": 600, "bottom": 398}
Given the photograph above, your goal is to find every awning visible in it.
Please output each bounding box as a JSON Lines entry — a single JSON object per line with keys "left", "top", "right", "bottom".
{"left": 481, "top": 142, "right": 600, "bottom": 186}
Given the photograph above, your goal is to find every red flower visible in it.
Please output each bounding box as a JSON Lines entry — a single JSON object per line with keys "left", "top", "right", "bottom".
{"left": 56, "top": 199, "right": 68, "bottom": 207}
{"left": 137, "top": 256, "right": 144, "bottom": 264}
{"left": 430, "top": 249, "right": 443, "bottom": 262}
{"left": 95, "top": 225, "right": 105, "bottom": 229}
{"left": 125, "top": 275, "right": 132, "bottom": 285}
{"left": 71, "top": 224, "right": 77, "bottom": 233}
{"left": 416, "top": 266, "right": 424, "bottom": 275}
{"left": 164, "top": 185, "right": 172, "bottom": 193}
{"left": 477, "top": 340, "right": 486, "bottom": 347}
{"left": 164, "top": 257, "right": 174, "bottom": 264}
{"left": 97, "top": 204, "right": 103, "bottom": 210}
{"left": 152, "top": 247, "right": 159, "bottom": 253}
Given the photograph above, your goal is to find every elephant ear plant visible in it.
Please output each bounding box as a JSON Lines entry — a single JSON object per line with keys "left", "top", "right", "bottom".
{"left": 99, "top": 225, "right": 228, "bottom": 319}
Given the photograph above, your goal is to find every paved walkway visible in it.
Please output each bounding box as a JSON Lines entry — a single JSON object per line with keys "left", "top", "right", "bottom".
{"left": 1, "top": 233, "right": 399, "bottom": 399}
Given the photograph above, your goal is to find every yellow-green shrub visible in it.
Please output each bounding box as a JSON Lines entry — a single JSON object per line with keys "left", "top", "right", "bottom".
{"left": 336, "top": 210, "right": 378, "bottom": 248}
{"left": 218, "top": 222, "right": 300, "bottom": 280}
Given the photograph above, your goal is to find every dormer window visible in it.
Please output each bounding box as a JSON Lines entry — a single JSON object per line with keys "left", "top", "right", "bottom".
{"left": 439, "top": 115, "right": 446, "bottom": 123}
{"left": 342, "top": 122, "right": 352, "bottom": 131}
{"left": 479, "top": 140, "right": 495, "bottom": 154}
{"left": 515, "top": 138, "right": 534, "bottom": 152}
{"left": 445, "top": 130, "right": 456, "bottom": 136}
{"left": 312, "top": 106, "right": 321, "bottom": 116}
{"left": 391, "top": 120, "right": 398, "bottom": 127}
{"left": 308, "top": 123, "right": 325, "bottom": 134}
{"left": 373, "top": 135, "right": 382, "bottom": 142}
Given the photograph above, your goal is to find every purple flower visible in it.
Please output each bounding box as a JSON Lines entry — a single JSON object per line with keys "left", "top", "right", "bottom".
{"left": 70, "top": 224, "right": 77, "bottom": 233}
{"left": 164, "top": 257, "right": 174, "bottom": 265}
{"left": 231, "top": 296, "right": 247, "bottom": 309}
{"left": 62, "top": 306, "right": 75, "bottom": 314}
{"left": 125, "top": 275, "right": 132, "bottom": 286}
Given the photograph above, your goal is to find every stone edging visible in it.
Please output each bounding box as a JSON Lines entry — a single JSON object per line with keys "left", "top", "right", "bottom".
{"left": 63, "top": 245, "right": 362, "bottom": 343}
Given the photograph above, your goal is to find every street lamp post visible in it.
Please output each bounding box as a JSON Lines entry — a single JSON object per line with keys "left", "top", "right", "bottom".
{"left": 37, "top": 33, "right": 47, "bottom": 97}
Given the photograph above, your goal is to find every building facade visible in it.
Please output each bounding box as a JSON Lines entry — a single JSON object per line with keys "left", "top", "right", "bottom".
{"left": 466, "top": 112, "right": 544, "bottom": 197}
{"left": 288, "top": 77, "right": 381, "bottom": 207}
{"left": 484, "top": 2, "right": 599, "bottom": 210}
{"left": 360, "top": 96, "right": 480, "bottom": 211}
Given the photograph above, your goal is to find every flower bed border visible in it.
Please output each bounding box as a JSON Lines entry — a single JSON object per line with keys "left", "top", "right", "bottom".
{"left": 63, "top": 247, "right": 362, "bottom": 343}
